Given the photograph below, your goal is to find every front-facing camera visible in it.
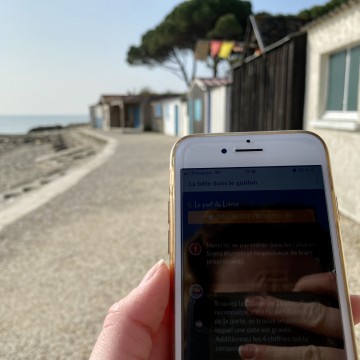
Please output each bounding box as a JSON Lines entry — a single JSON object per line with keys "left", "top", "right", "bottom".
{"left": 221, "top": 148, "right": 227, "bottom": 154}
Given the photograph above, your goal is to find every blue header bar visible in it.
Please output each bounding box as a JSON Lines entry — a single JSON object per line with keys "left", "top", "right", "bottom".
{"left": 182, "top": 166, "right": 323, "bottom": 192}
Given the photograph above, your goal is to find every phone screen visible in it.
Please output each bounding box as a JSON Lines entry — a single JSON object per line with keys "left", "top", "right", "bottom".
{"left": 181, "top": 165, "right": 344, "bottom": 359}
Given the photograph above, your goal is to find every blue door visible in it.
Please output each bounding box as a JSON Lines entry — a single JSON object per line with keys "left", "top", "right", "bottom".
{"left": 128, "top": 105, "right": 141, "bottom": 128}
{"left": 188, "top": 99, "right": 193, "bottom": 134}
{"left": 95, "top": 117, "right": 102, "bottom": 129}
{"left": 174, "top": 105, "right": 179, "bottom": 136}
{"left": 134, "top": 105, "right": 140, "bottom": 128}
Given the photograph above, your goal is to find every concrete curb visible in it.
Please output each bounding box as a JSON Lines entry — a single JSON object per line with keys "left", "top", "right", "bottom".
{"left": 0, "top": 129, "right": 117, "bottom": 232}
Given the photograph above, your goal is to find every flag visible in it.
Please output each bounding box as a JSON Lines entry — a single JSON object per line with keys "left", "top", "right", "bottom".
{"left": 210, "top": 41, "right": 222, "bottom": 58}
{"left": 218, "top": 41, "right": 235, "bottom": 59}
{"left": 194, "top": 40, "right": 209, "bottom": 61}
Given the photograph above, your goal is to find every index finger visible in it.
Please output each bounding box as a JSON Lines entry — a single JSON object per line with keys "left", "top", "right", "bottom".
{"left": 245, "top": 295, "right": 342, "bottom": 339}
{"left": 293, "top": 272, "right": 337, "bottom": 294}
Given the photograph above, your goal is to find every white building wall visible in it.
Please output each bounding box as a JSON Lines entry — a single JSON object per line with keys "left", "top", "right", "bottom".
{"left": 102, "top": 104, "right": 111, "bottom": 131}
{"left": 304, "top": 2, "right": 360, "bottom": 222}
{"left": 89, "top": 105, "right": 96, "bottom": 128}
{"left": 209, "top": 86, "right": 229, "bottom": 133}
{"left": 95, "top": 105, "right": 103, "bottom": 129}
{"left": 179, "top": 101, "right": 189, "bottom": 137}
{"left": 163, "top": 102, "right": 172, "bottom": 136}
{"left": 163, "top": 98, "right": 183, "bottom": 137}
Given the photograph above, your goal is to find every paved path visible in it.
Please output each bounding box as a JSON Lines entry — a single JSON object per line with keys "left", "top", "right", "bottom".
{"left": 0, "top": 131, "right": 176, "bottom": 359}
{"left": 1, "top": 131, "right": 359, "bottom": 359}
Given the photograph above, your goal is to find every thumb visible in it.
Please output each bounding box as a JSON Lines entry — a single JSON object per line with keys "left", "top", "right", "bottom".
{"left": 350, "top": 295, "right": 360, "bottom": 324}
{"left": 89, "top": 260, "right": 170, "bottom": 360}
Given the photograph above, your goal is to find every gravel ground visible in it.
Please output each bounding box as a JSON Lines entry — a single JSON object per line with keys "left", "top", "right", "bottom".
{"left": 0, "top": 131, "right": 359, "bottom": 359}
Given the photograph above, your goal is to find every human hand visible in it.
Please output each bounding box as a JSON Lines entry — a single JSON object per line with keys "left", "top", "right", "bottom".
{"left": 293, "top": 272, "right": 360, "bottom": 324}
{"left": 89, "top": 260, "right": 170, "bottom": 360}
{"left": 239, "top": 272, "right": 360, "bottom": 359}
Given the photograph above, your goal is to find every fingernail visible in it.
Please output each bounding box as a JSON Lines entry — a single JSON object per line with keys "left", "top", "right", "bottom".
{"left": 239, "top": 344, "right": 257, "bottom": 359}
{"left": 140, "top": 259, "right": 165, "bottom": 285}
{"left": 245, "top": 296, "right": 265, "bottom": 314}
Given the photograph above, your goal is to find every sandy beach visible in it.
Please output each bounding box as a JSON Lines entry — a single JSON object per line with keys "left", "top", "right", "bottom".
{"left": 0, "top": 126, "right": 104, "bottom": 205}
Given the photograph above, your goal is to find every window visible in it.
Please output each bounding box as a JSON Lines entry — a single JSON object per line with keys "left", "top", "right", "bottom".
{"left": 194, "top": 98, "right": 202, "bottom": 122}
{"left": 155, "top": 103, "right": 162, "bottom": 118}
{"left": 326, "top": 45, "right": 360, "bottom": 112}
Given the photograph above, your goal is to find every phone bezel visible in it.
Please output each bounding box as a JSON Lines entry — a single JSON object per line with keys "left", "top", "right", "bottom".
{"left": 169, "top": 131, "right": 357, "bottom": 359}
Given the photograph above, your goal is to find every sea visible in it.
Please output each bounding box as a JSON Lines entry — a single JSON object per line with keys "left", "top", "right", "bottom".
{"left": 0, "top": 115, "right": 89, "bottom": 135}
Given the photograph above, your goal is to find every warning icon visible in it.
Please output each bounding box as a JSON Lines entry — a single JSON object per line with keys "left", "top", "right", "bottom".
{"left": 189, "top": 243, "right": 202, "bottom": 256}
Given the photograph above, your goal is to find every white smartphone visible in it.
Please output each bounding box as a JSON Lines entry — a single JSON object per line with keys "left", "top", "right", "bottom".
{"left": 169, "top": 132, "right": 357, "bottom": 360}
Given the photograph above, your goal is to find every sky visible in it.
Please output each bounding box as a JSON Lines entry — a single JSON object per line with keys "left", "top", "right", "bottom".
{"left": 0, "top": 0, "right": 329, "bottom": 115}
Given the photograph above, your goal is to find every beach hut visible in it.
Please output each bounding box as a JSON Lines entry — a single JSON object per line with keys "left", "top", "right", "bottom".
{"left": 89, "top": 103, "right": 107, "bottom": 130}
{"left": 101, "top": 95, "right": 143, "bottom": 130}
{"left": 161, "top": 96, "right": 188, "bottom": 137}
{"left": 91, "top": 93, "right": 187, "bottom": 132}
{"left": 90, "top": 95, "right": 151, "bottom": 131}
{"left": 188, "top": 78, "right": 232, "bottom": 134}
{"left": 303, "top": 0, "right": 360, "bottom": 222}
{"left": 151, "top": 100, "right": 164, "bottom": 133}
